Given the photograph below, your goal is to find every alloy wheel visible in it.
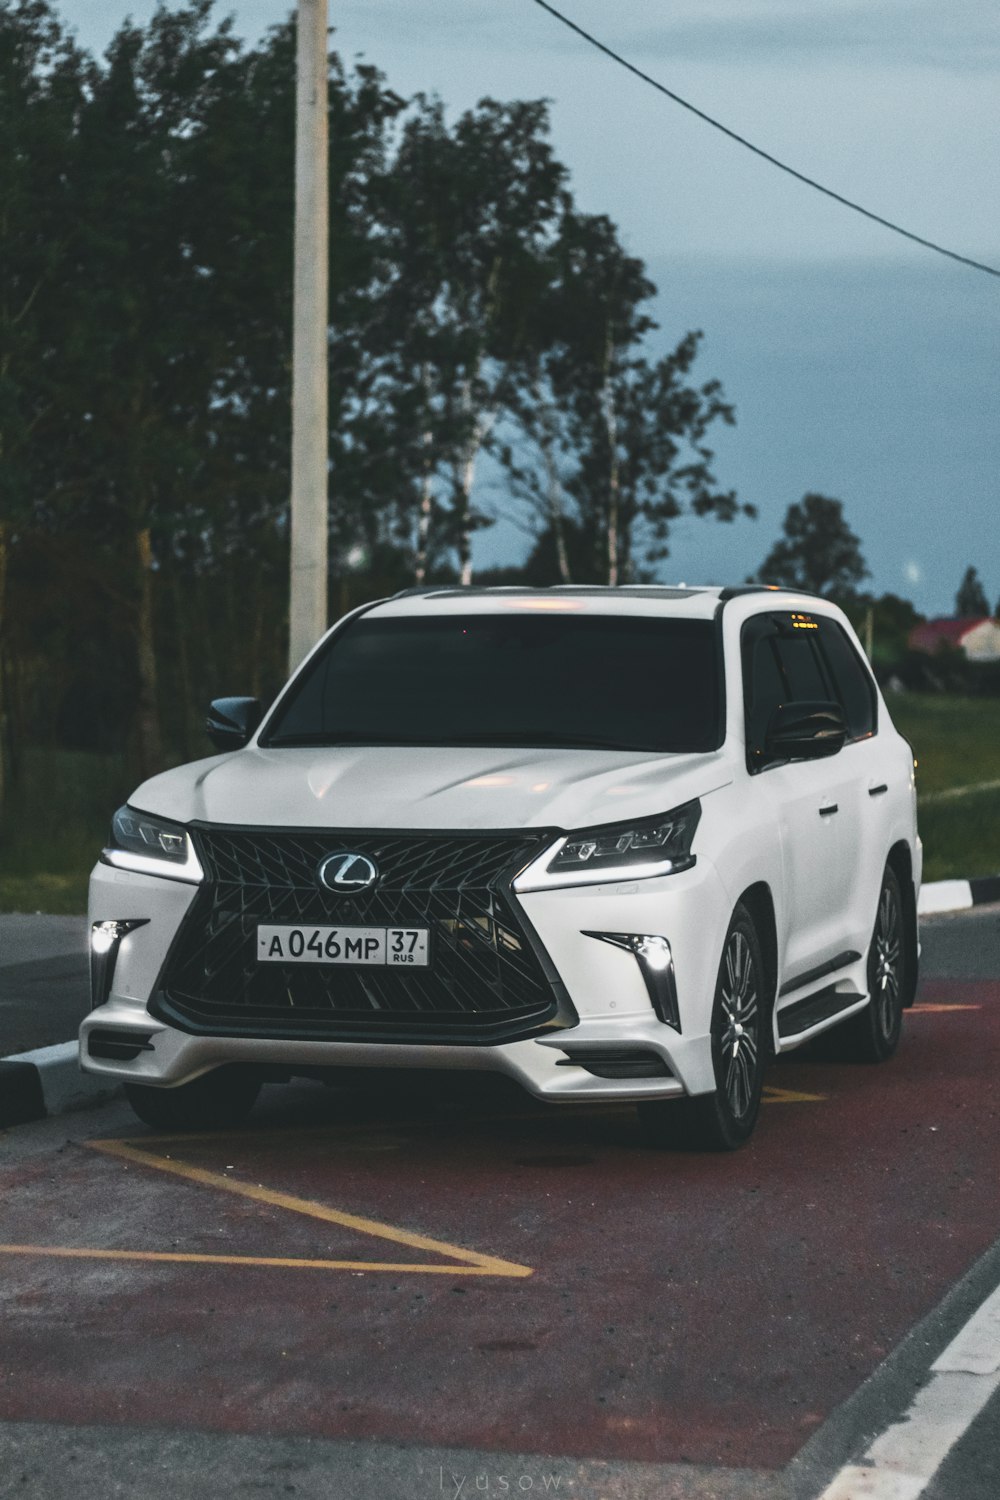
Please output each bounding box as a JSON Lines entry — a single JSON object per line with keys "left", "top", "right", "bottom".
{"left": 872, "top": 881, "right": 902, "bottom": 1040}
{"left": 718, "top": 928, "right": 760, "bottom": 1121}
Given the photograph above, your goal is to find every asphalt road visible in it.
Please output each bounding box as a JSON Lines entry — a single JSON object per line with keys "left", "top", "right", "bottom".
{"left": 0, "top": 904, "right": 998, "bottom": 1500}
{"left": 0, "top": 915, "right": 90, "bottom": 1056}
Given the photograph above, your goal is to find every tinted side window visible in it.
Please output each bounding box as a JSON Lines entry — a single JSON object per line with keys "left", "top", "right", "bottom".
{"left": 742, "top": 623, "right": 787, "bottom": 765}
{"left": 817, "top": 619, "right": 877, "bottom": 738}
{"left": 772, "top": 631, "right": 830, "bottom": 702}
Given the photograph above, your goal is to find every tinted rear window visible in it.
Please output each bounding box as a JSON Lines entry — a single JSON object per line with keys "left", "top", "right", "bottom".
{"left": 264, "top": 613, "right": 722, "bottom": 754}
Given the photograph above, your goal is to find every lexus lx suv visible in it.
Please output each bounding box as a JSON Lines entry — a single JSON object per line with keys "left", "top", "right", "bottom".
{"left": 80, "top": 585, "right": 920, "bottom": 1150}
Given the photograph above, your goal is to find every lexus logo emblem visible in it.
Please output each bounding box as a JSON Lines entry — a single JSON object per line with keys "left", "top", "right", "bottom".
{"left": 317, "top": 852, "right": 379, "bottom": 894}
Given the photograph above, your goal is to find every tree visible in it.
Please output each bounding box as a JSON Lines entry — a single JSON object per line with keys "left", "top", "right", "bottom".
{"left": 955, "top": 566, "right": 989, "bottom": 617}
{"left": 5, "top": 3, "right": 407, "bottom": 774}
{"left": 564, "top": 335, "right": 748, "bottom": 584}
{"left": 380, "top": 96, "right": 568, "bottom": 584}
{"left": 499, "top": 211, "right": 748, "bottom": 584}
{"left": 753, "top": 494, "right": 868, "bottom": 598}
{"left": 0, "top": 0, "right": 751, "bottom": 809}
{"left": 0, "top": 0, "right": 93, "bottom": 806}
{"left": 841, "top": 592, "right": 923, "bottom": 671}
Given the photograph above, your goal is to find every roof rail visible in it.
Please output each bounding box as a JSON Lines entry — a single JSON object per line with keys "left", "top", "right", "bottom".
{"left": 389, "top": 586, "right": 451, "bottom": 599}
{"left": 717, "top": 584, "right": 815, "bottom": 601}
{"left": 392, "top": 582, "right": 718, "bottom": 599}
{"left": 389, "top": 585, "right": 536, "bottom": 599}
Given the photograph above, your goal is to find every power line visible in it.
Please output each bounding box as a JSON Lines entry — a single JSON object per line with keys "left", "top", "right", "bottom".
{"left": 530, "top": 0, "right": 1000, "bottom": 280}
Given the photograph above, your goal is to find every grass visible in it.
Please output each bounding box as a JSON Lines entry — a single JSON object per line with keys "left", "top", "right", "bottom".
{"left": 886, "top": 693, "right": 1000, "bottom": 797}
{"left": 1, "top": 694, "right": 998, "bottom": 911}
{"left": 0, "top": 748, "right": 130, "bottom": 914}
{"left": 885, "top": 692, "right": 1000, "bottom": 882}
{"left": 915, "top": 789, "right": 1000, "bottom": 882}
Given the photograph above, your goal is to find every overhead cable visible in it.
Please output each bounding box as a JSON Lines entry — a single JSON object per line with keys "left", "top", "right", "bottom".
{"left": 530, "top": 0, "right": 1000, "bottom": 280}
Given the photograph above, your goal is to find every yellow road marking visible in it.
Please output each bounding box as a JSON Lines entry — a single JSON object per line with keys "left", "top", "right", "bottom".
{"left": 106, "top": 1124, "right": 411, "bottom": 1147}
{"left": 763, "top": 1085, "right": 828, "bottom": 1104}
{"left": 910, "top": 1003, "right": 981, "bottom": 1014}
{"left": 0, "top": 1244, "right": 520, "bottom": 1275}
{"left": 83, "top": 1137, "right": 531, "bottom": 1278}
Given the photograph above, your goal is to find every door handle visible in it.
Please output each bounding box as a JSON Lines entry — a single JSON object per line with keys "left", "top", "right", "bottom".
{"left": 868, "top": 783, "right": 888, "bottom": 797}
{"left": 819, "top": 803, "right": 839, "bottom": 817}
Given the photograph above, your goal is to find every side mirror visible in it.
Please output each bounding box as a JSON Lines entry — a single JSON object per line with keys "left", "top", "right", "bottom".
{"left": 765, "top": 700, "right": 847, "bottom": 761}
{"left": 206, "top": 696, "right": 263, "bottom": 751}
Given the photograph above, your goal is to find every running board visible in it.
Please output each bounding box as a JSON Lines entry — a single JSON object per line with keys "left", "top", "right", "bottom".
{"left": 779, "top": 949, "right": 862, "bottom": 997}
{"left": 777, "top": 984, "right": 866, "bottom": 1040}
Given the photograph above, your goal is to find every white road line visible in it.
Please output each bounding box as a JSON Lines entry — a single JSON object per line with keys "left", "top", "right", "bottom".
{"left": 918, "top": 778, "right": 1000, "bottom": 805}
{"left": 818, "top": 1282, "right": 1000, "bottom": 1499}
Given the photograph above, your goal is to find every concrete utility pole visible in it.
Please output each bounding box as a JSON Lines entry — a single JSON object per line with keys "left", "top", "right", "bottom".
{"left": 288, "top": 0, "right": 329, "bottom": 674}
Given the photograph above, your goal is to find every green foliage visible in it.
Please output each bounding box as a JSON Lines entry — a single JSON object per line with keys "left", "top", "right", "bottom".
{"left": 753, "top": 493, "right": 868, "bottom": 599}
{"left": 954, "top": 565, "right": 989, "bottom": 618}
{"left": 0, "top": 0, "right": 742, "bottom": 832}
{"left": 0, "top": 748, "right": 130, "bottom": 912}
{"left": 498, "top": 210, "right": 747, "bottom": 585}
{"left": 840, "top": 592, "right": 923, "bottom": 672}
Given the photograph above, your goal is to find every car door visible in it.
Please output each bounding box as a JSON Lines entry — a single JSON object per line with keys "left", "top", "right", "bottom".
{"left": 814, "top": 615, "right": 893, "bottom": 956}
{"left": 742, "top": 613, "right": 858, "bottom": 981}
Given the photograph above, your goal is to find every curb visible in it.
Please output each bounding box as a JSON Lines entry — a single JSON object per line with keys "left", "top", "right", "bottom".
{"left": 918, "top": 875, "right": 1000, "bottom": 917}
{"left": 0, "top": 1042, "right": 119, "bottom": 1129}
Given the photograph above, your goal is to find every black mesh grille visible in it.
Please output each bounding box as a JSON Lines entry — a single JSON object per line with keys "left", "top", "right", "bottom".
{"left": 152, "top": 827, "right": 570, "bottom": 1044}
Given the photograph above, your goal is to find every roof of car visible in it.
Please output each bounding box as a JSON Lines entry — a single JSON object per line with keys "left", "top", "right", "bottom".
{"left": 369, "top": 583, "right": 815, "bottom": 622}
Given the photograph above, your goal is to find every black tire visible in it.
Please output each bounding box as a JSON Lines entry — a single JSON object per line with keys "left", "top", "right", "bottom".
{"left": 639, "top": 904, "right": 768, "bottom": 1151}
{"left": 124, "top": 1067, "right": 261, "bottom": 1132}
{"left": 837, "top": 864, "right": 906, "bottom": 1063}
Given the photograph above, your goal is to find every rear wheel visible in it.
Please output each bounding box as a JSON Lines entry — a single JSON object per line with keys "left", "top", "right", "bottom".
{"left": 639, "top": 905, "right": 768, "bottom": 1151}
{"left": 124, "top": 1067, "right": 261, "bottom": 1132}
{"left": 837, "top": 865, "right": 906, "bottom": 1063}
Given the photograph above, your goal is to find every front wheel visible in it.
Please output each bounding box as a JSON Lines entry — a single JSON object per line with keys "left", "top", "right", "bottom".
{"left": 639, "top": 905, "right": 768, "bottom": 1151}
{"left": 124, "top": 1067, "right": 261, "bottom": 1132}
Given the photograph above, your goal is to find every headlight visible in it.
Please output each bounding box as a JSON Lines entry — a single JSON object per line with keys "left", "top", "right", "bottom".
{"left": 513, "top": 801, "right": 701, "bottom": 892}
{"left": 102, "top": 805, "right": 203, "bottom": 882}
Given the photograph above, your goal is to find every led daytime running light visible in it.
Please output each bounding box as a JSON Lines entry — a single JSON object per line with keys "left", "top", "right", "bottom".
{"left": 513, "top": 801, "right": 700, "bottom": 892}
{"left": 103, "top": 806, "right": 203, "bottom": 883}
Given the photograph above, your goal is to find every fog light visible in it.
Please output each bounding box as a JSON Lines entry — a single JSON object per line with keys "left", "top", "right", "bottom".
{"left": 636, "top": 936, "right": 672, "bottom": 973}
{"left": 91, "top": 921, "right": 122, "bottom": 956}
{"left": 90, "top": 920, "right": 148, "bottom": 1009}
{"left": 583, "top": 931, "right": 681, "bottom": 1031}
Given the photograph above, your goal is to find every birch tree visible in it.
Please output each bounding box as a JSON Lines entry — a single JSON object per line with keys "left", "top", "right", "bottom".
{"left": 383, "top": 97, "right": 567, "bottom": 582}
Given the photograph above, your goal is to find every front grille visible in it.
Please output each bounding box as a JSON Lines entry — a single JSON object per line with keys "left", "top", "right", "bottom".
{"left": 153, "top": 827, "right": 571, "bottom": 1044}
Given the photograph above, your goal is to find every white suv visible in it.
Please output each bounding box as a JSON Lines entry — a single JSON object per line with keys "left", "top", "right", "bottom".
{"left": 80, "top": 585, "right": 920, "bottom": 1150}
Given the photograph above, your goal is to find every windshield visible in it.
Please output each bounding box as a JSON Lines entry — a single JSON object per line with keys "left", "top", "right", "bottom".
{"left": 263, "top": 613, "right": 723, "bottom": 754}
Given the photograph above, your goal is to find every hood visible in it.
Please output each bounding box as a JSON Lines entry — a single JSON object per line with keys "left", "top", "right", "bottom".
{"left": 130, "top": 744, "right": 732, "bottom": 834}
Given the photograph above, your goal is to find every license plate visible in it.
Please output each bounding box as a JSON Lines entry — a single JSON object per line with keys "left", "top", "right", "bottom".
{"left": 256, "top": 925, "right": 429, "bottom": 967}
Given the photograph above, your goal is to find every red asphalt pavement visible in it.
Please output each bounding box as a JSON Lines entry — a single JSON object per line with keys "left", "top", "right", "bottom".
{"left": 1, "top": 976, "right": 998, "bottom": 1472}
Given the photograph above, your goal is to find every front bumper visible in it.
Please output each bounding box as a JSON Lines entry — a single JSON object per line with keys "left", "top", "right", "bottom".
{"left": 81, "top": 850, "right": 730, "bottom": 1101}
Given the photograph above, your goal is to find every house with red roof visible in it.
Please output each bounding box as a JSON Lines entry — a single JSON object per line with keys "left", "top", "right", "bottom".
{"left": 908, "top": 617, "right": 1000, "bottom": 661}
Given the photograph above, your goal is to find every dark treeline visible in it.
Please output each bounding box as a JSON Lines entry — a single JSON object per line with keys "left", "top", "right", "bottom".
{"left": 0, "top": 0, "right": 748, "bottom": 803}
